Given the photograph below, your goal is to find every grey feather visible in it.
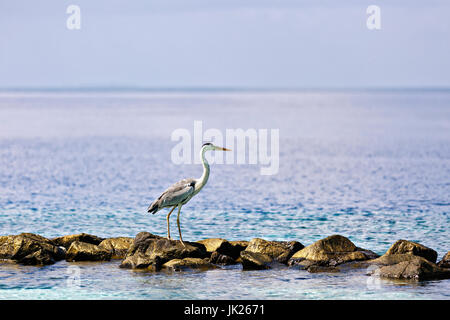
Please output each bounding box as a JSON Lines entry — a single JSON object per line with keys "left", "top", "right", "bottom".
{"left": 147, "top": 178, "right": 196, "bottom": 214}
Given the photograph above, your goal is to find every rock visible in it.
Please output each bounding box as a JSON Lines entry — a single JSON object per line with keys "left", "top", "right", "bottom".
{"left": 0, "top": 233, "right": 65, "bottom": 266}
{"left": 307, "top": 265, "right": 340, "bottom": 273}
{"left": 209, "top": 251, "right": 237, "bottom": 265}
{"left": 120, "top": 233, "right": 207, "bottom": 270}
{"left": 287, "top": 257, "right": 315, "bottom": 268}
{"left": 244, "top": 238, "right": 304, "bottom": 264}
{"left": 133, "top": 231, "right": 163, "bottom": 243}
{"left": 20, "top": 249, "right": 58, "bottom": 266}
{"left": 163, "top": 258, "right": 218, "bottom": 271}
{"left": 197, "top": 238, "right": 244, "bottom": 260}
{"left": 384, "top": 240, "right": 438, "bottom": 263}
{"left": 229, "top": 240, "right": 249, "bottom": 252}
{"left": 287, "top": 257, "right": 342, "bottom": 273}
{"left": 289, "top": 235, "right": 378, "bottom": 267}
{"left": 197, "top": 238, "right": 229, "bottom": 253}
{"left": 52, "top": 233, "right": 105, "bottom": 249}
{"left": 239, "top": 251, "right": 273, "bottom": 270}
{"left": 287, "top": 257, "right": 323, "bottom": 269}
{"left": 66, "top": 241, "right": 112, "bottom": 262}
{"left": 99, "top": 237, "right": 133, "bottom": 259}
{"left": 119, "top": 232, "right": 165, "bottom": 270}
{"left": 368, "top": 254, "right": 450, "bottom": 281}
{"left": 437, "top": 252, "right": 450, "bottom": 268}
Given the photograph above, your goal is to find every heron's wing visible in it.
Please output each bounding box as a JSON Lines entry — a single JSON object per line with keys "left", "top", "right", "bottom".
{"left": 160, "top": 178, "right": 196, "bottom": 206}
{"left": 148, "top": 178, "right": 196, "bottom": 212}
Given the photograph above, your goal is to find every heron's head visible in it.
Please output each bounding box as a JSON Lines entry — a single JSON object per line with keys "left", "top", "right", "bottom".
{"left": 202, "top": 142, "right": 231, "bottom": 152}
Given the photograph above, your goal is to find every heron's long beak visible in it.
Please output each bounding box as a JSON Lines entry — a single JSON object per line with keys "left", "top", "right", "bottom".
{"left": 220, "top": 147, "right": 231, "bottom": 151}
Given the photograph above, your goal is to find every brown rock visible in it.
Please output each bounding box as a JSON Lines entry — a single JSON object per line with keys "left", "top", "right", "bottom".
{"left": 209, "top": 251, "right": 237, "bottom": 265}
{"left": 66, "top": 241, "right": 112, "bottom": 262}
{"left": 197, "top": 238, "right": 233, "bottom": 257}
{"left": 99, "top": 237, "right": 133, "bottom": 259}
{"left": 438, "top": 252, "right": 450, "bottom": 268}
{"left": 245, "top": 238, "right": 304, "bottom": 264}
{"left": 240, "top": 251, "right": 273, "bottom": 270}
{"left": 197, "top": 238, "right": 245, "bottom": 260}
{"left": 287, "top": 257, "right": 343, "bottom": 273}
{"left": 289, "top": 235, "right": 378, "bottom": 267}
{"left": 368, "top": 254, "right": 450, "bottom": 281}
{"left": 229, "top": 241, "right": 249, "bottom": 253}
{"left": 0, "top": 233, "right": 65, "bottom": 265}
{"left": 384, "top": 240, "right": 438, "bottom": 263}
{"left": 52, "top": 233, "right": 105, "bottom": 249}
{"left": 163, "top": 258, "right": 218, "bottom": 271}
{"left": 20, "top": 249, "right": 57, "bottom": 266}
{"left": 307, "top": 265, "right": 340, "bottom": 273}
{"left": 197, "top": 238, "right": 229, "bottom": 252}
{"left": 119, "top": 233, "right": 207, "bottom": 270}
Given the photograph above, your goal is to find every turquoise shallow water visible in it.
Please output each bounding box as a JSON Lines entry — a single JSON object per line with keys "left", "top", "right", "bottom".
{"left": 0, "top": 90, "right": 449, "bottom": 299}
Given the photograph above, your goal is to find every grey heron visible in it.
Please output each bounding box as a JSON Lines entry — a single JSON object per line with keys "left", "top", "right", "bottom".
{"left": 147, "top": 142, "right": 231, "bottom": 246}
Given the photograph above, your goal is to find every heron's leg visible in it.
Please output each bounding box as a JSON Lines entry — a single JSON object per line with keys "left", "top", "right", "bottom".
{"left": 166, "top": 206, "right": 176, "bottom": 240}
{"left": 176, "top": 204, "right": 185, "bottom": 247}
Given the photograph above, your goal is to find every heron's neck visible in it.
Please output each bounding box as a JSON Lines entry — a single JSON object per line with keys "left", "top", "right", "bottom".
{"left": 195, "top": 147, "right": 210, "bottom": 192}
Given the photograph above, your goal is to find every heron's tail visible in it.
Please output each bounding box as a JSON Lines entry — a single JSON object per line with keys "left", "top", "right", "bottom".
{"left": 147, "top": 201, "right": 159, "bottom": 214}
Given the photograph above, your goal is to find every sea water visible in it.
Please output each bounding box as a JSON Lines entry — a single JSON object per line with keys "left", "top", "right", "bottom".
{"left": 0, "top": 90, "right": 449, "bottom": 299}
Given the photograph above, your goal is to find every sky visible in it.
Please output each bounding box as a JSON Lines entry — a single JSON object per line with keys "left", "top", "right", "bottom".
{"left": 0, "top": 0, "right": 450, "bottom": 89}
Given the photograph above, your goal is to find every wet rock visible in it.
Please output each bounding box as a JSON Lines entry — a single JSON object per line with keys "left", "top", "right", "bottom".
{"left": 197, "top": 238, "right": 245, "bottom": 260}
{"left": 197, "top": 238, "right": 232, "bottom": 256}
{"left": 289, "top": 235, "right": 378, "bottom": 267}
{"left": 307, "top": 265, "right": 340, "bottom": 273}
{"left": 367, "top": 254, "right": 450, "bottom": 281}
{"left": 240, "top": 251, "right": 273, "bottom": 270}
{"left": 229, "top": 241, "right": 249, "bottom": 252}
{"left": 66, "top": 241, "right": 112, "bottom": 262}
{"left": 209, "top": 251, "right": 237, "bottom": 265}
{"left": 133, "top": 231, "right": 163, "bottom": 243}
{"left": 120, "top": 254, "right": 162, "bottom": 271}
{"left": 20, "top": 249, "right": 59, "bottom": 266}
{"left": 287, "top": 257, "right": 342, "bottom": 273}
{"left": 99, "top": 237, "right": 133, "bottom": 259}
{"left": 437, "top": 252, "right": 450, "bottom": 268}
{"left": 52, "top": 233, "right": 105, "bottom": 249}
{"left": 0, "top": 233, "right": 65, "bottom": 266}
{"left": 288, "top": 257, "right": 322, "bottom": 269}
{"left": 119, "top": 232, "right": 165, "bottom": 270}
{"left": 140, "top": 237, "right": 207, "bottom": 263}
{"left": 287, "top": 257, "right": 313, "bottom": 268}
{"left": 120, "top": 233, "right": 207, "bottom": 270}
{"left": 245, "top": 238, "right": 304, "bottom": 264}
{"left": 163, "top": 258, "right": 218, "bottom": 271}
{"left": 384, "top": 240, "right": 438, "bottom": 263}
{"left": 197, "top": 238, "right": 229, "bottom": 252}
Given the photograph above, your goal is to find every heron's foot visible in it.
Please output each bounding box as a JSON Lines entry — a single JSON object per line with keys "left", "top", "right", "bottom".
{"left": 167, "top": 236, "right": 172, "bottom": 240}
{"left": 179, "top": 240, "right": 186, "bottom": 247}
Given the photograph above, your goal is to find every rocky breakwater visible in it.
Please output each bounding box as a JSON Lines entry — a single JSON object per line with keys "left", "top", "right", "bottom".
{"left": 0, "top": 232, "right": 134, "bottom": 265}
{"left": 1, "top": 231, "right": 450, "bottom": 282}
